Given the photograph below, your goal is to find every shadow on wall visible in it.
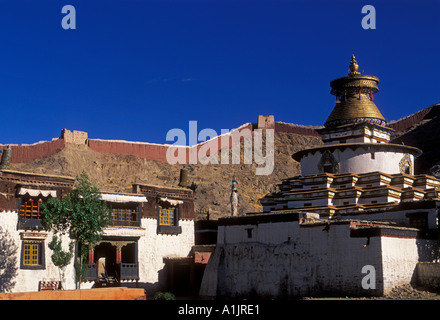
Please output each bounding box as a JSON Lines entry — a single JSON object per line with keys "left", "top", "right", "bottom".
{"left": 416, "top": 236, "right": 440, "bottom": 263}
{"left": 412, "top": 237, "right": 440, "bottom": 288}
{"left": 0, "top": 227, "right": 18, "bottom": 293}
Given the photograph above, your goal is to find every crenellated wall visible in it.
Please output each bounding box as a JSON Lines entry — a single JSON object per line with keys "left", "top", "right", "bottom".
{"left": 1, "top": 109, "right": 436, "bottom": 165}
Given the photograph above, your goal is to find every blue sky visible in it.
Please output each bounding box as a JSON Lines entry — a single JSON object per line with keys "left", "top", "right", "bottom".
{"left": 0, "top": 0, "right": 439, "bottom": 144}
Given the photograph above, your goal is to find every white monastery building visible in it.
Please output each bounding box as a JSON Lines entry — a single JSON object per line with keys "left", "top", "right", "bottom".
{"left": 200, "top": 56, "right": 440, "bottom": 298}
{"left": 0, "top": 169, "right": 196, "bottom": 294}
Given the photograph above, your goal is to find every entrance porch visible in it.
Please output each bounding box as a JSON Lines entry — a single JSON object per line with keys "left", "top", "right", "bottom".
{"left": 86, "top": 237, "right": 139, "bottom": 287}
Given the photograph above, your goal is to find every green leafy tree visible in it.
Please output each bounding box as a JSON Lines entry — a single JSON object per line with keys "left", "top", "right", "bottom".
{"left": 47, "top": 235, "right": 74, "bottom": 289}
{"left": 41, "top": 171, "right": 109, "bottom": 289}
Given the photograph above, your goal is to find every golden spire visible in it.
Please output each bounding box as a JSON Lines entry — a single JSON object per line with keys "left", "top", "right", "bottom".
{"left": 325, "top": 55, "right": 385, "bottom": 127}
{"left": 348, "top": 54, "right": 360, "bottom": 76}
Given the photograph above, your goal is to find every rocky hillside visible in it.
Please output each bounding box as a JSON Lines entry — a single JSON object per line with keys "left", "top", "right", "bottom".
{"left": 7, "top": 104, "right": 440, "bottom": 220}
{"left": 390, "top": 104, "right": 440, "bottom": 176}
{"left": 8, "top": 131, "right": 322, "bottom": 220}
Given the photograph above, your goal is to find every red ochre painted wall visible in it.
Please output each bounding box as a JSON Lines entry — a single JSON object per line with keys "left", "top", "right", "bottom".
{"left": 82, "top": 107, "right": 440, "bottom": 164}
{"left": 0, "top": 138, "right": 66, "bottom": 164}
{"left": 87, "top": 123, "right": 257, "bottom": 164}
{"left": 87, "top": 139, "right": 170, "bottom": 162}
{"left": 2, "top": 107, "right": 437, "bottom": 165}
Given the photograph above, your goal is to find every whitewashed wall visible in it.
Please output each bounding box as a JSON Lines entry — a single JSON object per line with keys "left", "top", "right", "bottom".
{"left": 301, "top": 149, "right": 413, "bottom": 176}
{"left": 0, "top": 210, "right": 194, "bottom": 293}
{"left": 137, "top": 218, "right": 194, "bottom": 290}
{"left": 200, "top": 216, "right": 435, "bottom": 298}
{"left": 201, "top": 220, "right": 387, "bottom": 298}
{"left": 0, "top": 210, "right": 76, "bottom": 292}
{"left": 380, "top": 236, "right": 421, "bottom": 293}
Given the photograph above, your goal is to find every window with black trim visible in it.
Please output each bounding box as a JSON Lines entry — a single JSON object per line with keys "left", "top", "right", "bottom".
{"left": 20, "top": 240, "right": 45, "bottom": 270}
{"left": 159, "top": 207, "right": 175, "bottom": 226}
{"left": 408, "top": 213, "right": 428, "bottom": 229}
{"left": 156, "top": 202, "right": 182, "bottom": 235}
{"left": 108, "top": 203, "right": 141, "bottom": 227}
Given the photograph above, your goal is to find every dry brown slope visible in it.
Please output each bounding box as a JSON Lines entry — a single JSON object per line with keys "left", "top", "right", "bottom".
{"left": 9, "top": 132, "right": 323, "bottom": 220}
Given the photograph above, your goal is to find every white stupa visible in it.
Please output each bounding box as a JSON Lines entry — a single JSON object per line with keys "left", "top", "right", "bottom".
{"left": 261, "top": 56, "right": 440, "bottom": 222}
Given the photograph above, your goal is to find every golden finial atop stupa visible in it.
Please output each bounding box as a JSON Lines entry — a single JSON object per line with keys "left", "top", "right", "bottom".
{"left": 348, "top": 54, "right": 360, "bottom": 76}
{"left": 325, "top": 55, "right": 384, "bottom": 128}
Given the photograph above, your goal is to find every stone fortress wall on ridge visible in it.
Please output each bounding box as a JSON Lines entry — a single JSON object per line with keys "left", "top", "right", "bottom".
{"left": 0, "top": 105, "right": 438, "bottom": 164}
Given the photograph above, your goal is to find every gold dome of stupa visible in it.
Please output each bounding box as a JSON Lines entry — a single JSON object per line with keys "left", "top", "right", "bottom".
{"left": 324, "top": 55, "right": 386, "bottom": 128}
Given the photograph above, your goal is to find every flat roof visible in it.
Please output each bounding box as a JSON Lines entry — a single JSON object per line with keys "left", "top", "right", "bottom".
{"left": 0, "top": 169, "right": 75, "bottom": 181}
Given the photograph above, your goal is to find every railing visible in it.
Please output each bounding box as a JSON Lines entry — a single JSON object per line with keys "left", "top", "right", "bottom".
{"left": 120, "top": 263, "right": 139, "bottom": 281}
{"left": 86, "top": 263, "right": 98, "bottom": 281}
{"left": 86, "top": 262, "right": 139, "bottom": 282}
